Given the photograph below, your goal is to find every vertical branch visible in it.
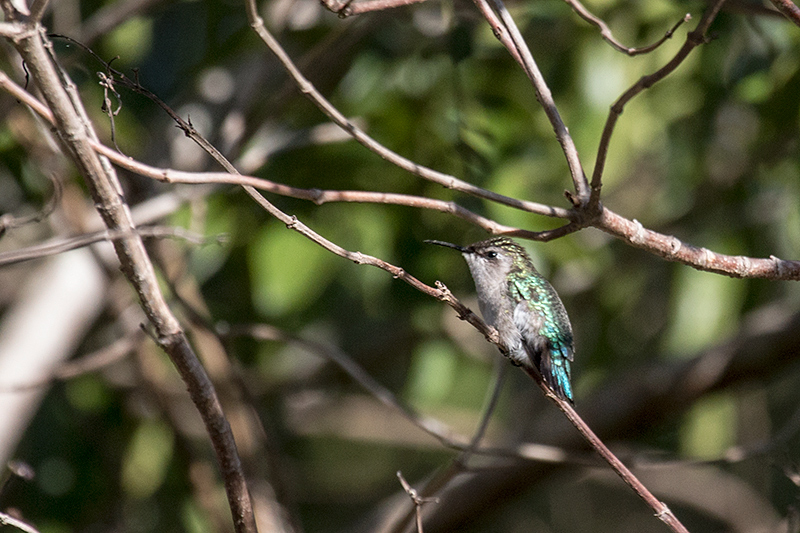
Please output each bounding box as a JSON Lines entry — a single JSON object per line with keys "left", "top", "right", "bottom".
{"left": 29, "top": 0, "right": 48, "bottom": 22}
{"left": 486, "top": 0, "right": 591, "bottom": 207}
{"left": 589, "top": 0, "right": 728, "bottom": 211}
{"left": 4, "top": 20, "right": 257, "bottom": 533}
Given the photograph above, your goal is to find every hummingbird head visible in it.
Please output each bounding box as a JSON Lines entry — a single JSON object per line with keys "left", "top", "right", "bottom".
{"left": 425, "top": 237, "right": 536, "bottom": 281}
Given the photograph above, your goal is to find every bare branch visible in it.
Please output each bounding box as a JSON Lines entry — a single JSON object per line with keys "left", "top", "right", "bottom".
{"left": 0, "top": 226, "right": 216, "bottom": 266}
{"left": 590, "top": 0, "right": 727, "bottom": 212}
{"left": 565, "top": 0, "right": 691, "bottom": 56}
{"left": 520, "top": 364, "right": 691, "bottom": 533}
{"left": 769, "top": 0, "right": 800, "bottom": 27}
{"left": 597, "top": 208, "right": 800, "bottom": 280}
{"left": 487, "top": 0, "right": 591, "bottom": 206}
{"left": 243, "top": 1, "right": 570, "bottom": 219}
{"left": 397, "top": 471, "right": 439, "bottom": 533}
{"left": 2, "top": 20, "right": 257, "bottom": 533}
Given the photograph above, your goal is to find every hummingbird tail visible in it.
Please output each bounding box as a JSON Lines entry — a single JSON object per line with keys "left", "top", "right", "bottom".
{"left": 540, "top": 347, "right": 574, "bottom": 404}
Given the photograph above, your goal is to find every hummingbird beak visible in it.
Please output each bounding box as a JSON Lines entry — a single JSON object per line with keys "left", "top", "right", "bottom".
{"left": 424, "top": 240, "right": 470, "bottom": 253}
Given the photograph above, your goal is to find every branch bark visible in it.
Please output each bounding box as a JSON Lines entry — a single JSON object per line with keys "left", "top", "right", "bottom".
{"left": 0, "top": 15, "right": 257, "bottom": 533}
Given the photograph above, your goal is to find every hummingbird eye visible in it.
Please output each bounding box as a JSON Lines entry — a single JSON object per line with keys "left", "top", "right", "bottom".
{"left": 485, "top": 251, "right": 498, "bottom": 259}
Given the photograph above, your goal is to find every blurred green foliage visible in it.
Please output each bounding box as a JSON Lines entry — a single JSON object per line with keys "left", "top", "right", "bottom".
{"left": 2, "top": 0, "right": 800, "bottom": 531}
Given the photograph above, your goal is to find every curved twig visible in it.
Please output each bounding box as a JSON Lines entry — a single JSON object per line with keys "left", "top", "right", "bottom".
{"left": 590, "top": 0, "right": 727, "bottom": 212}
{"left": 565, "top": 0, "right": 691, "bottom": 56}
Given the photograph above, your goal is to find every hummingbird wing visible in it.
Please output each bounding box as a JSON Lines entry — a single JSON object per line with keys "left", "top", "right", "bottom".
{"left": 509, "top": 277, "right": 575, "bottom": 403}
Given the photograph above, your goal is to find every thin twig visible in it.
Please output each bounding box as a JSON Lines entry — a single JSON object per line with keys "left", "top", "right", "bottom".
{"left": 521, "top": 365, "right": 691, "bottom": 533}
{"left": 565, "top": 0, "right": 691, "bottom": 56}
{"left": 0, "top": 225, "right": 218, "bottom": 266}
{"left": 589, "top": 0, "right": 727, "bottom": 213}
{"left": 397, "top": 472, "right": 439, "bottom": 533}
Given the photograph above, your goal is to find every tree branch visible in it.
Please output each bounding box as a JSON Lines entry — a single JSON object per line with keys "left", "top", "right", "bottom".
{"left": 590, "top": 0, "right": 727, "bottom": 212}
{"left": 564, "top": 0, "right": 691, "bottom": 56}
{"left": 596, "top": 208, "right": 800, "bottom": 280}
{"left": 0, "top": 18, "right": 257, "bottom": 533}
{"left": 243, "top": 0, "right": 569, "bottom": 219}
{"left": 769, "top": 0, "right": 800, "bottom": 27}
{"left": 486, "top": 0, "right": 591, "bottom": 206}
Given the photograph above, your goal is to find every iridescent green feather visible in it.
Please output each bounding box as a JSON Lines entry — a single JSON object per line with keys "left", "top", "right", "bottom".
{"left": 504, "top": 243, "right": 574, "bottom": 402}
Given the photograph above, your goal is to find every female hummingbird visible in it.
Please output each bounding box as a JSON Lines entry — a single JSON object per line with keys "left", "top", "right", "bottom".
{"left": 426, "top": 237, "right": 575, "bottom": 403}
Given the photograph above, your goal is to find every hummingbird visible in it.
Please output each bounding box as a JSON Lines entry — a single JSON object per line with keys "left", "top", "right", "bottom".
{"left": 426, "top": 237, "right": 575, "bottom": 403}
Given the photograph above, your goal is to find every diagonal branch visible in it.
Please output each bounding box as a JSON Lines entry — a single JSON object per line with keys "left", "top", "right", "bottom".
{"left": 769, "top": 0, "right": 800, "bottom": 27}
{"left": 243, "top": 1, "right": 570, "bottom": 219}
{"left": 0, "top": 18, "right": 257, "bottom": 533}
{"left": 520, "top": 364, "right": 690, "bottom": 533}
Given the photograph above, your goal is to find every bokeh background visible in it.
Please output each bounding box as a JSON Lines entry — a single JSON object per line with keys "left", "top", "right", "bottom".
{"left": 1, "top": 0, "right": 799, "bottom": 531}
